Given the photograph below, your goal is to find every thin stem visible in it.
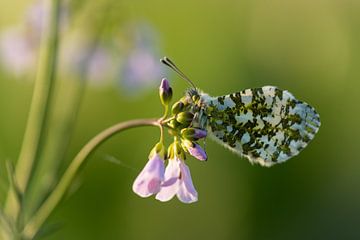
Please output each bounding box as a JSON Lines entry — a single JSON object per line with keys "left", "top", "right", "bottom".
{"left": 160, "top": 105, "right": 169, "bottom": 120}
{"left": 22, "top": 118, "right": 160, "bottom": 239}
{"left": 159, "top": 105, "right": 169, "bottom": 144}
{"left": 159, "top": 125, "right": 165, "bottom": 145}
{"left": 4, "top": 0, "right": 61, "bottom": 222}
{"left": 161, "top": 116, "right": 175, "bottom": 124}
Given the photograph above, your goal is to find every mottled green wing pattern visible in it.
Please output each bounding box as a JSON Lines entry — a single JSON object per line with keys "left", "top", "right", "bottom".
{"left": 202, "top": 86, "right": 320, "bottom": 166}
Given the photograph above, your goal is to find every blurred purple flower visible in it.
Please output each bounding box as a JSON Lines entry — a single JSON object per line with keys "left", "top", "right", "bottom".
{"left": 120, "top": 23, "right": 163, "bottom": 94}
{"left": 0, "top": 0, "right": 68, "bottom": 76}
{"left": 0, "top": 28, "right": 37, "bottom": 75}
{"left": 0, "top": 2, "right": 164, "bottom": 92}
{"left": 59, "top": 33, "right": 116, "bottom": 85}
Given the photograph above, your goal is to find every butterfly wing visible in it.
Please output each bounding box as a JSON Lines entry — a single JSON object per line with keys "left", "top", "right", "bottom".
{"left": 202, "top": 86, "right": 320, "bottom": 166}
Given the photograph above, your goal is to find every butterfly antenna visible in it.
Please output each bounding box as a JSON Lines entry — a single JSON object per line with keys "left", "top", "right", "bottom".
{"left": 161, "top": 57, "right": 197, "bottom": 89}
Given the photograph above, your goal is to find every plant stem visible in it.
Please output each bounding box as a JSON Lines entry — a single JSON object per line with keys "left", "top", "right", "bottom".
{"left": 4, "top": 0, "right": 61, "bottom": 223}
{"left": 22, "top": 118, "right": 160, "bottom": 239}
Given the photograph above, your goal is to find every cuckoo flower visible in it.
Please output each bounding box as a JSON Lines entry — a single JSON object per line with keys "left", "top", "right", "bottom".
{"left": 132, "top": 143, "right": 165, "bottom": 198}
{"left": 156, "top": 143, "right": 198, "bottom": 203}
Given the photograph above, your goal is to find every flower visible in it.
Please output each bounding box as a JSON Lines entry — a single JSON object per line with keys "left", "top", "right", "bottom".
{"left": 155, "top": 157, "right": 198, "bottom": 203}
{"left": 132, "top": 144, "right": 165, "bottom": 198}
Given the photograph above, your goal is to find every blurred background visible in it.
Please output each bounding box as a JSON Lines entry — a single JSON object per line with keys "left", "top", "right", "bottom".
{"left": 0, "top": 0, "right": 359, "bottom": 239}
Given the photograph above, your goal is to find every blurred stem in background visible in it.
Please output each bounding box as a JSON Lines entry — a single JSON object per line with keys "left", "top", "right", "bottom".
{"left": 23, "top": 2, "right": 113, "bottom": 223}
{"left": 3, "top": 0, "right": 61, "bottom": 232}
{"left": 22, "top": 80, "right": 86, "bottom": 223}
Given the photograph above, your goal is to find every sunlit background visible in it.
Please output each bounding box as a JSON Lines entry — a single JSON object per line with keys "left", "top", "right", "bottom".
{"left": 0, "top": 0, "right": 360, "bottom": 239}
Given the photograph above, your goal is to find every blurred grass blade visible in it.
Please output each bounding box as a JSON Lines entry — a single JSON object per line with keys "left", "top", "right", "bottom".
{"left": 32, "top": 222, "right": 63, "bottom": 240}
{"left": 5, "top": 160, "right": 22, "bottom": 206}
{"left": 3, "top": 0, "right": 61, "bottom": 224}
{"left": 0, "top": 209, "right": 15, "bottom": 240}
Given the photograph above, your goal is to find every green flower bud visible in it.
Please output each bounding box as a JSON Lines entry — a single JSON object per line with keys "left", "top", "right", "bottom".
{"left": 176, "top": 112, "right": 194, "bottom": 125}
{"left": 181, "top": 127, "right": 207, "bottom": 141}
{"left": 159, "top": 78, "right": 173, "bottom": 106}
{"left": 171, "top": 101, "right": 185, "bottom": 114}
{"left": 168, "top": 119, "right": 181, "bottom": 129}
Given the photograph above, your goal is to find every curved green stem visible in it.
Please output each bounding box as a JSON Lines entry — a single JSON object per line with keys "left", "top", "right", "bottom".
{"left": 22, "top": 118, "right": 160, "bottom": 239}
{"left": 161, "top": 105, "right": 169, "bottom": 120}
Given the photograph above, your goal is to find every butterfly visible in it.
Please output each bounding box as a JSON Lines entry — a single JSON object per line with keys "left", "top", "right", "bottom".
{"left": 161, "top": 57, "right": 321, "bottom": 167}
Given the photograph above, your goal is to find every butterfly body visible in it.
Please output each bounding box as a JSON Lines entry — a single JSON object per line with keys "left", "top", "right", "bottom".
{"left": 185, "top": 86, "right": 320, "bottom": 167}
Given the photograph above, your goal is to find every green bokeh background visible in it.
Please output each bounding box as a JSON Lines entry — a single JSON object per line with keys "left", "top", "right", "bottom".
{"left": 1, "top": 0, "right": 360, "bottom": 239}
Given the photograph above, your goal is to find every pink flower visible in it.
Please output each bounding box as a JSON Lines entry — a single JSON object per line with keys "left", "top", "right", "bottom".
{"left": 132, "top": 153, "right": 165, "bottom": 198}
{"left": 155, "top": 158, "right": 198, "bottom": 203}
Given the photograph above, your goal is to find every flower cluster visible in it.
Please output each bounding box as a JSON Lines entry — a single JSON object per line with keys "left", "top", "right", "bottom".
{"left": 132, "top": 79, "right": 207, "bottom": 203}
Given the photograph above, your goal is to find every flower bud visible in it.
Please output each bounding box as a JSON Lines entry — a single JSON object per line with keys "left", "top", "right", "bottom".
{"left": 182, "top": 139, "right": 207, "bottom": 161}
{"left": 171, "top": 101, "right": 185, "bottom": 114}
{"left": 176, "top": 112, "right": 194, "bottom": 125}
{"left": 181, "top": 128, "right": 207, "bottom": 141}
{"left": 168, "top": 119, "right": 181, "bottom": 129}
{"left": 159, "top": 78, "right": 173, "bottom": 106}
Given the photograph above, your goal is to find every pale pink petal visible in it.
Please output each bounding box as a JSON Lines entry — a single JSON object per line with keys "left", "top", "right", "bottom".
{"left": 177, "top": 161, "right": 198, "bottom": 203}
{"left": 132, "top": 154, "right": 165, "bottom": 198}
{"left": 155, "top": 158, "right": 180, "bottom": 202}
